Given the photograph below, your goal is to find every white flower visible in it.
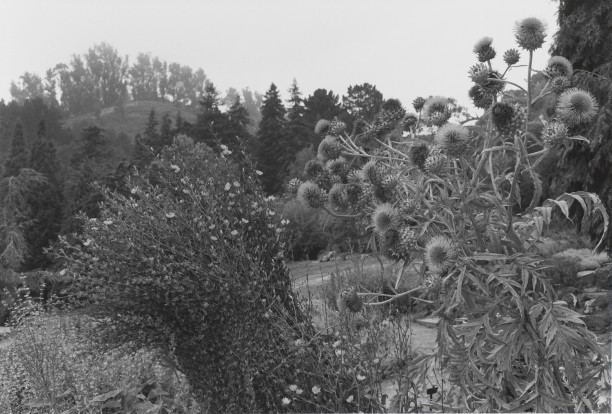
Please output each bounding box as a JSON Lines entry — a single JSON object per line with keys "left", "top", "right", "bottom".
{"left": 92, "top": 227, "right": 99, "bottom": 231}
{"left": 103, "top": 220, "right": 113, "bottom": 225}
{"left": 130, "top": 187, "right": 138, "bottom": 194}
{"left": 210, "top": 236, "right": 218, "bottom": 241}
{"left": 83, "top": 239, "right": 92, "bottom": 247}
{"left": 373, "top": 358, "right": 380, "bottom": 364}
{"left": 220, "top": 144, "right": 228, "bottom": 151}
{"left": 332, "top": 340, "right": 342, "bottom": 348}
{"left": 296, "top": 388, "right": 303, "bottom": 395}
{"left": 233, "top": 181, "right": 240, "bottom": 187}
{"left": 276, "top": 228, "right": 282, "bottom": 233}
{"left": 165, "top": 212, "right": 176, "bottom": 218}
{"left": 282, "top": 397, "right": 291, "bottom": 405}
{"left": 346, "top": 395, "right": 354, "bottom": 403}
{"left": 241, "top": 218, "right": 249, "bottom": 224}
{"left": 170, "top": 164, "right": 180, "bottom": 173}
{"left": 59, "top": 269, "right": 67, "bottom": 276}
{"left": 224, "top": 183, "right": 231, "bottom": 191}
{"left": 335, "top": 349, "right": 345, "bottom": 357}
{"left": 356, "top": 374, "right": 366, "bottom": 381}
{"left": 224, "top": 219, "right": 230, "bottom": 226}
{"left": 231, "top": 230, "right": 239, "bottom": 236}
{"left": 289, "top": 384, "right": 298, "bottom": 392}
{"left": 312, "top": 386, "right": 321, "bottom": 395}
{"left": 256, "top": 170, "right": 263, "bottom": 176}
{"left": 209, "top": 225, "right": 215, "bottom": 230}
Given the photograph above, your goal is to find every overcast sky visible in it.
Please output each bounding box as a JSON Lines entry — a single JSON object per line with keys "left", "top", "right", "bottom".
{"left": 0, "top": 0, "right": 559, "bottom": 112}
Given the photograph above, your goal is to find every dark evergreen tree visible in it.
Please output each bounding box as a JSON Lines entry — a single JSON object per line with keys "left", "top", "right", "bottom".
{"left": 160, "top": 113, "right": 174, "bottom": 148}
{"left": 143, "top": 109, "right": 163, "bottom": 155}
{"left": 342, "top": 83, "right": 384, "bottom": 123}
{"left": 303, "top": 88, "right": 346, "bottom": 146}
{"left": 224, "top": 95, "right": 253, "bottom": 158}
{"left": 25, "top": 121, "right": 64, "bottom": 269}
{"left": 192, "top": 82, "right": 229, "bottom": 149}
{"left": 3, "top": 121, "right": 28, "bottom": 178}
{"left": 548, "top": 0, "right": 612, "bottom": 250}
{"left": 256, "top": 83, "right": 287, "bottom": 194}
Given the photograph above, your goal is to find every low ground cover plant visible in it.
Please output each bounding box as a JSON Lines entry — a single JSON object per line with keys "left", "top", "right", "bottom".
{"left": 294, "top": 17, "right": 611, "bottom": 412}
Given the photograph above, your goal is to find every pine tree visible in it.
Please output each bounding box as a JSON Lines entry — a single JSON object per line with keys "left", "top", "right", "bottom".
{"left": 193, "top": 82, "right": 229, "bottom": 149}
{"left": 25, "top": 121, "right": 64, "bottom": 269}
{"left": 225, "top": 94, "right": 252, "bottom": 155}
{"left": 282, "top": 79, "right": 314, "bottom": 184}
{"left": 343, "top": 83, "right": 384, "bottom": 123}
{"left": 256, "top": 83, "right": 287, "bottom": 194}
{"left": 3, "top": 121, "right": 28, "bottom": 178}
{"left": 143, "top": 109, "right": 162, "bottom": 155}
{"left": 160, "top": 113, "right": 174, "bottom": 148}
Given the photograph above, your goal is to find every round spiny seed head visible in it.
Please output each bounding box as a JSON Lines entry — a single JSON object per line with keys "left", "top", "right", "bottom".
{"left": 314, "top": 119, "right": 331, "bottom": 135}
{"left": 328, "top": 183, "right": 348, "bottom": 211}
{"left": 326, "top": 157, "right": 347, "bottom": 177}
{"left": 286, "top": 178, "right": 302, "bottom": 195}
{"left": 413, "top": 97, "right": 426, "bottom": 112}
{"left": 398, "top": 227, "right": 417, "bottom": 252}
{"left": 297, "top": 181, "right": 326, "bottom": 209}
{"left": 551, "top": 76, "right": 571, "bottom": 95}
{"left": 400, "top": 198, "right": 419, "bottom": 216}
{"left": 410, "top": 144, "right": 430, "bottom": 171}
{"left": 469, "top": 85, "right": 493, "bottom": 109}
{"left": 473, "top": 36, "right": 496, "bottom": 62}
{"left": 422, "top": 96, "right": 451, "bottom": 127}
{"left": 352, "top": 118, "right": 368, "bottom": 135}
{"left": 317, "top": 135, "right": 342, "bottom": 162}
{"left": 469, "top": 63, "right": 491, "bottom": 86}
{"left": 337, "top": 286, "right": 363, "bottom": 313}
{"left": 435, "top": 123, "right": 470, "bottom": 157}
{"left": 546, "top": 56, "right": 573, "bottom": 79}
{"left": 542, "top": 120, "right": 568, "bottom": 147}
{"left": 381, "top": 175, "right": 399, "bottom": 192}
{"left": 424, "top": 148, "right": 448, "bottom": 176}
{"left": 403, "top": 113, "right": 419, "bottom": 130}
{"left": 372, "top": 203, "right": 398, "bottom": 233}
{"left": 491, "top": 102, "right": 515, "bottom": 130}
{"left": 304, "top": 159, "right": 325, "bottom": 180}
{"left": 361, "top": 160, "right": 381, "bottom": 185}
{"left": 344, "top": 182, "right": 362, "bottom": 205}
{"left": 514, "top": 17, "right": 547, "bottom": 51}
{"left": 556, "top": 88, "right": 599, "bottom": 126}
{"left": 503, "top": 48, "right": 521, "bottom": 66}
{"left": 425, "top": 236, "right": 459, "bottom": 273}
{"left": 481, "top": 70, "right": 505, "bottom": 96}
{"left": 330, "top": 117, "right": 347, "bottom": 135}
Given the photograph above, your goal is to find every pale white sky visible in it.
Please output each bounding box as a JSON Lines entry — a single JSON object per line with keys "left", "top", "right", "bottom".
{"left": 0, "top": 0, "right": 559, "bottom": 112}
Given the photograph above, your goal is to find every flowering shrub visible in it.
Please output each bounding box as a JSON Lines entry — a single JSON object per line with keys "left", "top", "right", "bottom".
{"left": 52, "top": 137, "right": 315, "bottom": 412}
{"left": 296, "top": 18, "right": 610, "bottom": 412}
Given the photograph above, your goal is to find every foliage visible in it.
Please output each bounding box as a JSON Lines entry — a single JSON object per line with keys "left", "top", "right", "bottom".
{"left": 3, "top": 122, "right": 28, "bottom": 179}
{"left": 257, "top": 83, "right": 288, "bottom": 194}
{"left": 51, "top": 136, "right": 327, "bottom": 412}
{"left": 296, "top": 19, "right": 610, "bottom": 412}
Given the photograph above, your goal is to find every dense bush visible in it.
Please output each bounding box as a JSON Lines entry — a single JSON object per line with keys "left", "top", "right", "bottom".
{"left": 52, "top": 137, "right": 315, "bottom": 412}
{"left": 296, "top": 18, "right": 611, "bottom": 412}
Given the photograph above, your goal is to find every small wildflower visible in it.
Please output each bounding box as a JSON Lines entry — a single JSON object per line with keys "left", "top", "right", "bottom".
{"left": 103, "top": 220, "right": 113, "bottom": 225}
{"left": 282, "top": 397, "right": 291, "bottom": 405}
{"left": 335, "top": 349, "right": 345, "bottom": 357}
{"left": 83, "top": 239, "right": 92, "bottom": 247}
{"left": 346, "top": 395, "right": 354, "bottom": 403}
{"left": 373, "top": 358, "right": 380, "bottom": 364}
{"left": 170, "top": 164, "right": 181, "bottom": 173}
{"left": 241, "top": 218, "right": 249, "bottom": 224}
{"left": 312, "top": 386, "right": 321, "bottom": 395}
{"left": 224, "top": 183, "right": 231, "bottom": 191}
{"left": 130, "top": 187, "right": 139, "bottom": 194}
{"left": 231, "top": 230, "right": 239, "bottom": 236}
{"left": 289, "top": 384, "right": 298, "bottom": 392}
{"left": 357, "top": 374, "right": 366, "bottom": 381}
{"left": 210, "top": 236, "right": 218, "bottom": 241}
{"left": 296, "top": 388, "right": 303, "bottom": 395}
{"left": 165, "top": 212, "right": 176, "bottom": 218}
{"left": 233, "top": 181, "right": 240, "bottom": 187}
{"left": 256, "top": 170, "right": 263, "bottom": 176}
{"left": 209, "top": 225, "right": 215, "bottom": 229}
{"left": 332, "top": 340, "right": 342, "bottom": 348}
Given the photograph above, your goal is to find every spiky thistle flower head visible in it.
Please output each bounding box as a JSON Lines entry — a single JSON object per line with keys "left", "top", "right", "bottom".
{"left": 546, "top": 56, "right": 573, "bottom": 79}
{"left": 361, "top": 160, "right": 381, "bottom": 185}
{"left": 491, "top": 102, "right": 514, "bottom": 130}
{"left": 550, "top": 76, "right": 571, "bottom": 95}
{"left": 503, "top": 48, "right": 521, "bottom": 65}
{"left": 328, "top": 183, "right": 347, "bottom": 211}
{"left": 330, "top": 117, "right": 347, "bottom": 135}
{"left": 297, "top": 181, "right": 325, "bottom": 209}
{"left": 403, "top": 112, "right": 419, "bottom": 130}
{"left": 412, "top": 97, "right": 426, "bottom": 112}
{"left": 541, "top": 120, "right": 568, "bottom": 148}
{"left": 314, "top": 119, "right": 331, "bottom": 135}
{"left": 382, "top": 98, "right": 404, "bottom": 113}
{"left": 514, "top": 17, "right": 547, "bottom": 51}
{"left": 422, "top": 96, "right": 451, "bottom": 127}
{"left": 424, "top": 148, "right": 448, "bottom": 176}
{"left": 372, "top": 203, "right": 398, "bottom": 233}
{"left": 326, "top": 157, "right": 347, "bottom": 177}
{"left": 304, "top": 159, "right": 325, "bottom": 180}
{"left": 410, "top": 144, "right": 430, "bottom": 171}
{"left": 556, "top": 88, "right": 599, "bottom": 126}
{"left": 317, "top": 135, "right": 342, "bottom": 162}
{"left": 286, "top": 178, "right": 302, "bottom": 195}
{"left": 435, "top": 123, "right": 470, "bottom": 157}
{"left": 469, "top": 63, "right": 490, "bottom": 86}
{"left": 425, "top": 236, "right": 459, "bottom": 273}
{"left": 469, "top": 85, "right": 493, "bottom": 109}
{"left": 481, "top": 70, "right": 505, "bottom": 96}
{"left": 473, "top": 36, "right": 496, "bottom": 62}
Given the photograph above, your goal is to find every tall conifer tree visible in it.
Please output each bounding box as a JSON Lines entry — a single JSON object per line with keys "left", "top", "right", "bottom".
{"left": 256, "top": 83, "right": 286, "bottom": 194}
{"left": 3, "top": 121, "right": 28, "bottom": 178}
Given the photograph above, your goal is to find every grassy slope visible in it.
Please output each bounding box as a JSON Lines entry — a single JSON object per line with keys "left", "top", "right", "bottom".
{"left": 63, "top": 100, "right": 198, "bottom": 142}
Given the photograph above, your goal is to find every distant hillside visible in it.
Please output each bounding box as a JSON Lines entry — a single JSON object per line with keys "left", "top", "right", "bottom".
{"left": 64, "top": 100, "right": 198, "bottom": 142}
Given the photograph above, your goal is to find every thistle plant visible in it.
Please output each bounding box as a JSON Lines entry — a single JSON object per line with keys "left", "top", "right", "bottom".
{"left": 297, "top": 17, "right": 610, "bottom": 412}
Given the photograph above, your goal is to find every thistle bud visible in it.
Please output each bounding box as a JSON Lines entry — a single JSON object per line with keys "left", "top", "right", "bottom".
{"left": 514, "top": 17, "right": 547, "bottom": 51}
